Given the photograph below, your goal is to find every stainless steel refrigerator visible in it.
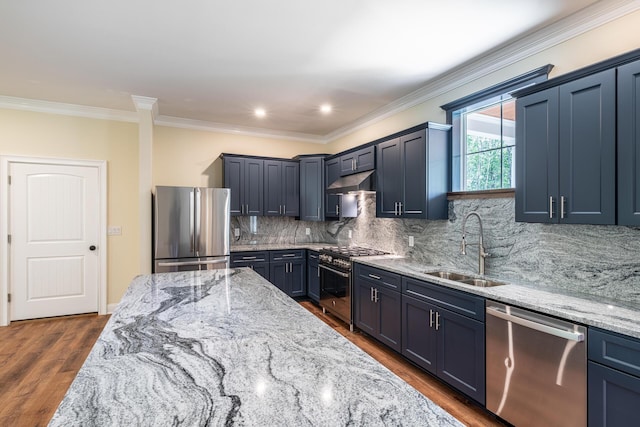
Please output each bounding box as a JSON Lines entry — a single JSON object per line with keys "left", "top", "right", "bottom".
{"left": 153, "top": 186, "right": 230, "bottom": 273}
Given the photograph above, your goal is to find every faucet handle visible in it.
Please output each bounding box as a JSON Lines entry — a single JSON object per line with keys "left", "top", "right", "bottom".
{"left": 460, "top": 235, "right": 467, "bottom": 255}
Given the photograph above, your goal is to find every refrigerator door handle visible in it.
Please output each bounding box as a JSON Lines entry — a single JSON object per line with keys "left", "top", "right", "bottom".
{"left": 157, "top": 258, "right": 228, "bottom": 267}
{"left": 189, "top": 189, "right": 195, "bottom": 253}
{"left": 194, "top": 188, "right": 201, "bottom": 254}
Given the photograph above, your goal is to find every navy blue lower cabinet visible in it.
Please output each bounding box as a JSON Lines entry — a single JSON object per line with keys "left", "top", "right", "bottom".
{"left": 288, "top": 260, "right": 306, "bottom": 297}
{"left": 306, "top": 252, "right": 320, "bottom": 302}
{"left": 436, "top": 306, "right": 485, "bottom": 405}
{"left": 589, "top": 361, "right": 640, "bottom": 427}
{"left": 401, "top": 294, "right": 437, "bottom": 375}
{"left": 269, "top": 263, "right": 288, "bottom": 293}
{"left": 354, "top": 276, "right": 401, "bottom": 352}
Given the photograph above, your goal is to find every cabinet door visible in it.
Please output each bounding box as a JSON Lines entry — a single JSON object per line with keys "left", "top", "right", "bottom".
{"left": 224, "top": 157, "right": 244, "bottom": 216}
{"left": 618, "top": 59, "right": 640, "bottom": 226}
{"left": 300, "top": 158, "right": 324, "bottom": 221}
{"left": 269, "top": 263, "right": 287, "bottom": 293}
{"left": 436, "top": 307, "right": 485, "bottom": 404}
{"left": 288, "top": 260, "right": 306, "bottom": 297}
{"left": 325, "top": 157, "right": 341, "bottom": 218}
{"left": 559, "top": 69, "right": 615, "bottom": 224}
{"left": 340, "top": 154, "right": 355, "bottom": 176}
{"left": 354, "top": 146, "right": 375, "bottom": 173}
{"left": 354, "top": 278, "right": 376, "bottom": 335}
{"left": 375, "top": 286, "right": 401, "bottom": 352}
{"left": 282, "top": 161, "right": 300, "bottom": 217}
{"left": 263, "top": 160, "right": 282, "bottom": 216}
{"left": 515, "top": 88, "right": 559, "bottom": 223}
{"left": 376, "top": 138, "right": 402, "bottom": 218}
{"left": 307, "top": 258, "right": 320, "bottom": 302}
{"left": 244, "top": 158, "right": 264, "bottom": 216}
{"left": 402, "top": 295, "right": 437, "bottom": 375}
{"left": 251, "top": 264, "right": 270, "bottom": 281}
{"left": 589, "top": 362, "right": 640, "bottom": 427}
{"left": 401, "top": 130, "right": 427, "bottom": 218}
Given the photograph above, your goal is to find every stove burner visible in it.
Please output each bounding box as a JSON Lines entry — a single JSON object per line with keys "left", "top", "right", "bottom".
{"left": 321, "top": 246, "right": 388, "bottom": 257}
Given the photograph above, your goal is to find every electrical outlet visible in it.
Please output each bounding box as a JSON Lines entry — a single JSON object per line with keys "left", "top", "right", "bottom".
{"left": 408, "top": 236, "right": 414, "bottom": 247}
{"left": 305, "top": 228, "right": 311, "bottom": 235}
{"left": 234, "top": 228, "right": 240, "bottom": 237}
{"left": 348, "top": 230, "right": 353, "bottom": 239}
{"left": 107, "top": 226, "right": 122, "bottom": 236}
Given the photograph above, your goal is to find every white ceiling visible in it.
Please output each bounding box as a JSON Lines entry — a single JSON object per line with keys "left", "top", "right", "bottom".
{"left": 0, "top": 0, "right": 631, "bottom": 140}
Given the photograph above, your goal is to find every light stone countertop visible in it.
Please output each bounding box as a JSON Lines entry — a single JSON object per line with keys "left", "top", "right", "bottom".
{"left": 231, "top": 243, "right": 328, "bottom": 252}
{"left": 355, "top": 256, "right": 640, "bottom": 340}
{"left": 49, "top": 269, "right": 462, "bottom": 427}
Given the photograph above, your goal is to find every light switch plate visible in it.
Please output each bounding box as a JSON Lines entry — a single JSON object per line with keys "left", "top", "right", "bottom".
{"left": 305, "top": 228, "right": 311, "bottom": 235}
{"left": 348, "top": 230, "right": 353, "bottom": 239}
{"left": 408, "top": 236, "right": 414, "bottom": 247}
{"left": 107, "top": 226, "right": 122, "bottom": 236}
{"left": 234, "top": 228, "right": 240, "bottom": 237}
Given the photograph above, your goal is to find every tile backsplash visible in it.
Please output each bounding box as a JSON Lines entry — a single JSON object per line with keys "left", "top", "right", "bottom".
{"left": 232, "top": 194, "right": 640, "bottom": 305}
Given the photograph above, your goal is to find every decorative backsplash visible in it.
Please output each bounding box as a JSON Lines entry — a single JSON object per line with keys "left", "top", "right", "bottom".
{"left": 231, "top": 194, "right": 640, "bottom": 305}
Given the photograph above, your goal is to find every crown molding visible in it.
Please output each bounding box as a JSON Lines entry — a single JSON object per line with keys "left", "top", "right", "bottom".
{"left": 323, "top": 0, "right": 640, "bottom": 142}
{"left": 0, "top": 95, "right": 138, "bottom": 123}
{"left": 154, "top": 114, "right": 327, "bottom": 144}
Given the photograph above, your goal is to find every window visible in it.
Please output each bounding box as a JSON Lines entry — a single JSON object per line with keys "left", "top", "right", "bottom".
{"left": 441, "top": 65, "right": 553, "bottom": 192}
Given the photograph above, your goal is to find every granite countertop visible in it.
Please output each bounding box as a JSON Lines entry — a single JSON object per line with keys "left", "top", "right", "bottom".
{"left": 355, "top": 257, "right": 640, "bottom": 340}
{"left": 231, "top": 243, "right": 328, "bottom": 252}
{"left": 50, "top": 269, "right": 462, "bottom": 426}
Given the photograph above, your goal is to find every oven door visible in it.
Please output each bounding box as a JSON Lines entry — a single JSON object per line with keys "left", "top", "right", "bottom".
{"left": 319, "top": 263, "right": 351, "bottom": 324}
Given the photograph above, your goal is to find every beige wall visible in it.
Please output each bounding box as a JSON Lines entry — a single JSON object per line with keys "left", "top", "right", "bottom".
{"left": 326, "top": 9, "right": 640, "bottom": 154}
{"left": 0, "top": 109, "right": 140, "bottom": 305}
{"left": 153, "top": 126, "right": 326, "bottom": 187}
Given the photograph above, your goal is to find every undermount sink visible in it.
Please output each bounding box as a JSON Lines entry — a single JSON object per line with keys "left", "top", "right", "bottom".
{"left": 424, "top": 271, "right": 507, "bottom": 288}
{"left": 425, "top": 271, "right": 474, "bottom": 282}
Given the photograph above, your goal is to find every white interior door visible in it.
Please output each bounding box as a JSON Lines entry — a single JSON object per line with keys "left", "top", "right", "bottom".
{"left": 10, "top": 162, "right": 100, "bottom": 320}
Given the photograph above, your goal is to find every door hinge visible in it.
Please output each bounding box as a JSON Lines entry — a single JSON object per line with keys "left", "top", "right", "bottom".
{"left": 7, "top": 293, "right": 11, "bottom": 303}
{"left": 7, "top": 175, "right": 11, "bottom": 185}
{"left": 7, "top": 234, "right": 11, "bottom": 244}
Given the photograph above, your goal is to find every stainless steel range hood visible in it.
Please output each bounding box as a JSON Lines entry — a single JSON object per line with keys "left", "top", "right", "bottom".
{"left": 327, "top": 170, "right": 375, "bottom": 195}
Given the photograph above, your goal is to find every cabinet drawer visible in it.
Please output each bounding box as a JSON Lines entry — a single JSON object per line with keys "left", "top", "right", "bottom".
{"left": 402, "top": 277, "right": 484, "bottom": 321}
{"left": 307, "top": 250, "right": 320, "bottom": 261}
{"left": 270, "top": 249, "right": 305, "bottom": 262}
{"left": 355, "top": 264, "right": 401, "bottom": 291}
{"left": 589, "top": 328, "right": 640, "bottom": 378}
{"left": 231, "top": 251, "right": 269, "bottom": 264}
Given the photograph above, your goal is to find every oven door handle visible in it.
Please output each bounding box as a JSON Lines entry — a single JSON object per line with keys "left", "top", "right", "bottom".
{"left": 319, "top": 264, "right": 350, "bottom": 278}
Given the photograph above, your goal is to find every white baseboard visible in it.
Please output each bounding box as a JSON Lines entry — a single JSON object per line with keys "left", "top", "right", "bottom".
{"left": 107, "top": 303, "right": 119, "bottom": 314}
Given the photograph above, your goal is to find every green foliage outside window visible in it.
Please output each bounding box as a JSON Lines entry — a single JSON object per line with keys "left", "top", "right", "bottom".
{"left": 465, "top": 135, "right": 514, "bottom": 191}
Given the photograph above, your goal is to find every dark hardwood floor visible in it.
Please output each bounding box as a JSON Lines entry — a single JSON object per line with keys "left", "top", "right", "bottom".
{"left": 0, "top": 304, "right": 504, "bottom": 427}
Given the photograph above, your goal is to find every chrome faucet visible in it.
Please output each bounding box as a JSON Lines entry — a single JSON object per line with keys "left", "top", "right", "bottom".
{"left": 461, "top": 212, "right": 490, "bottom": 275}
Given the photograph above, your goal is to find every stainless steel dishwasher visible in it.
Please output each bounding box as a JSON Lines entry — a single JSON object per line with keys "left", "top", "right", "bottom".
{"left": 486, "top": 302, "right": 587, "bottom": 427}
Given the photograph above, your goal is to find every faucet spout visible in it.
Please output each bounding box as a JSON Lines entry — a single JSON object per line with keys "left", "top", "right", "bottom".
{"left": 461, "top": 212, "right": 490, "bottom": 275}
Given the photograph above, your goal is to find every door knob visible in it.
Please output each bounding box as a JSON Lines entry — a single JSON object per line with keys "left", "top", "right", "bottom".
{"left": 89, "top": 245, "right": 97, "bottom": 251}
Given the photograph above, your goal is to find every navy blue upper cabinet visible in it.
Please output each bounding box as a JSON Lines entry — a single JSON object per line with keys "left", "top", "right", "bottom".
{"left": 618, "top": 59, "right": 640, "bottom": 226}
{"left": 299, "top": 157, "right": 324, "bottom": 221}
{"left": 264, "top": 160, "right": 299, "bottom": 217}
{"left": 223, "top": 156, "right": 264, "bottom": 216}
{"left": 325, "top": 157, "right": 341, "bottom": 218}
{"left": 515, "top": 69, "right": 616, "bottom": 224}
{"left": 340, "top": 146, "right": 375, "bottom": 176}
{"left": 376, "top": 125, "right": 450, "bottom": 219}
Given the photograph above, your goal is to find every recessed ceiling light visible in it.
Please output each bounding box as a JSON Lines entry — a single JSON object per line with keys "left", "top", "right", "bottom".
{"left": 254, "top": 108, "right": 266, "bottom": 118}
{"left": 320, "top": 104, "right": 332, "bottom": 114}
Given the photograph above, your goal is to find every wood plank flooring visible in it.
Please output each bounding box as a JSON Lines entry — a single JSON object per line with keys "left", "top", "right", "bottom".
{"left": 0, "top": 304, "right": 504, "bottom": 427}
{"left": 0, "top": 313, "right": 109, "bottom": 427}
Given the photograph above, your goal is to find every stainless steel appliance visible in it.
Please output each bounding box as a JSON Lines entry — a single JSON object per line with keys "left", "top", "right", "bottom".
{"left": 319, "top": 246, "right": 387, "bottom": 331}
{"left": 153, "top": 186, "right": 230, "bottom": 273}
{"left": 486, "top": 302, "right": 587, "bottom": 427}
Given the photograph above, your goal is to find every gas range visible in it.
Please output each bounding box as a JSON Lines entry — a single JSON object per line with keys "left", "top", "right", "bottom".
{"left": 318, "top": 246, "right": 389, "bottom": 331}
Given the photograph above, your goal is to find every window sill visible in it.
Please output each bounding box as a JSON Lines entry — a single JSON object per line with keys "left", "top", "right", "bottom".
{"left": 447, "top": 188, "right": 514, "bottom": 200}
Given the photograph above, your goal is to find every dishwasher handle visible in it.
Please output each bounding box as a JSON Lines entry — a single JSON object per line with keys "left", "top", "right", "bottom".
{"left": 486, "top": 306, "right": 585, "bottom": 342}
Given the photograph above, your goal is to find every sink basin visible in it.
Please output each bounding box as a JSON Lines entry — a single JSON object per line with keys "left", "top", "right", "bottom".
{"left": 459, "top": 278, "right": 506, "bottom": 288}
{"left": 424, "top": 271, "right": 507, "bottom": 287}
{"left": 425, "top": 271, "right": 474, "bottom": 282}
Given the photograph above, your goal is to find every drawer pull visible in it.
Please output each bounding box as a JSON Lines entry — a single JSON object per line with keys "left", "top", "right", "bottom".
{"left": 368, "top": 274, "right": 381, "bottom": 280}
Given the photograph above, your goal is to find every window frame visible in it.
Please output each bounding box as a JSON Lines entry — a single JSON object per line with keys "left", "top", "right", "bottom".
{"left": 441, "top": 64, "right": 553, "bottom": 193}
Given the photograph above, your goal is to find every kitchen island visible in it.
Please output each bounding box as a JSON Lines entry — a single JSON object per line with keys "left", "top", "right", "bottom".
{"left": 50, "top": 268, "right": 462, "bottom": 426}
